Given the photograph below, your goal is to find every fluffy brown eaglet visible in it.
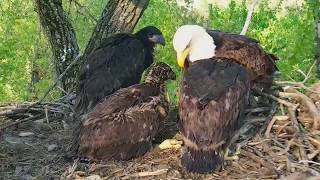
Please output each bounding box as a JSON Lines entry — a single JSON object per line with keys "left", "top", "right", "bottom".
{"left": 73, "top": 62, "right": 175, "bottom": 162}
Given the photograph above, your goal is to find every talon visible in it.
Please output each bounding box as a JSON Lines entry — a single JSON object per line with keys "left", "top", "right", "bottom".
{"left": 235, "top": 144, "right": 241, "bottom": 155}
{"left": 224, "top": 144, "right": 241, "bottom": 161}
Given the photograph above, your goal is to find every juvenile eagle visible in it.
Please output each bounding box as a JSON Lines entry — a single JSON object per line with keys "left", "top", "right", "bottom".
{"left": 74, "top": 62, "right": 176, "bottom": 161}
{"left": 75, "top": 26, "right": 165, "bottom": 114}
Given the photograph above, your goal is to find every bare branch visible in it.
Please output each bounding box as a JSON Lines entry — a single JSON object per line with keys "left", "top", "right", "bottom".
{"left": 37, "top": 54, "right": 81, "bottom": 104}
{"left": 275, "top": 60, "right": 318, "bottom": 93}
{"left": 279, "top": 87, "right": 320, "bottom": 130}
{"left": 71, "top": 0, "right": 98, "bottom": 23}
{"left": 240, "top": 0, "right": 259, "bottom": 35}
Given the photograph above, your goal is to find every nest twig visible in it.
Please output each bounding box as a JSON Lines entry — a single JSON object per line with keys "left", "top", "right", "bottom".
{"left": 254, "top": 82, "right": 320, "bottom": 176}
{"left": 0, "top": 94, "right": 75, "bottom": 132}
{"left": 280, "top": 87, "right": 320, "bottom": 130}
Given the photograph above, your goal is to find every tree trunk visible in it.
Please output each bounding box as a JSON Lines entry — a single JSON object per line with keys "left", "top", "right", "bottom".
{"left": 35, "top": 0, "right": 150, "bottom": 93}
{"left": 83, "top": 0, "right": 150, "bottom": 56}
{"left": 35, "top": 0, "right": 80, "bottom": 93}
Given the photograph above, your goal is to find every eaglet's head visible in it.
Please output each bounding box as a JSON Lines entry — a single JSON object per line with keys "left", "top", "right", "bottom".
{"left": 135, "top": 26, "right": 166, "bottom": 46}
{"left": 172, "top": 25, "right": 216, "bottom": 68}
{"left": 144, "top": 62, "right": 176, "bottom": 85}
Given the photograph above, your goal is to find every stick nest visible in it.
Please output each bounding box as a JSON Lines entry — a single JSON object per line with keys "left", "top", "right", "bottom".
{"left": 1, "top": 82, "right": 320, "bottom": 179}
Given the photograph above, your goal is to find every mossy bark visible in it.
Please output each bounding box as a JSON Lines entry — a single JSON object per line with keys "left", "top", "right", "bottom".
{"left": 35, "top": 0, "right": 80, "bottom": 93}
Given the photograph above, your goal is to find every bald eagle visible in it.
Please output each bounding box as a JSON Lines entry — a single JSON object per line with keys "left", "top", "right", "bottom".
{"left": 74, "top": 62, "right": 176, "bottom": 161}
{"left": 172, "top": 25, "right": 273, "bottom": 173}
{"left": 173, "top": 25, "right": 278, "bottom": 91}
{"left": 75, "top": 26, "right": 165, "bottom": 114}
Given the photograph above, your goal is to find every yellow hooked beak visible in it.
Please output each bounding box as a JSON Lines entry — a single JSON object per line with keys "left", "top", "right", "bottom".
{"left": 177, "top": 48, "right": 191, "bottom": 68}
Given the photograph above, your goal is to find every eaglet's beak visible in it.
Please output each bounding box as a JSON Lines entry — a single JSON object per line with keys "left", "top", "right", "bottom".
{"left": 149, "top": 35, "right": 166, "bottom": 46}
{"left": 177, "top": 48, "right": 191, "bottom": 68}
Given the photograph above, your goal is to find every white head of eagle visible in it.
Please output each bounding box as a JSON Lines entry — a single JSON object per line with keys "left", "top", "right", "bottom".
{"left": 172, "top": 25, "right": 216, "bottom": 68}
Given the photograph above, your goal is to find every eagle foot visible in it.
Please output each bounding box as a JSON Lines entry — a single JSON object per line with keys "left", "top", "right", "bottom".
{"left": 224, "top": 144, "right": 241, "bottom": 161}
{"left": 158, "top": 133, "right": 183, "bottom": 150}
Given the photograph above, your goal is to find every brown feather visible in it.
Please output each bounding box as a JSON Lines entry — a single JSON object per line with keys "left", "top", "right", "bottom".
{"left": 72, "top": 62, "right": 175, "bottom": 162}
{"left": 207, "top": 30, "right": 278, "bottom": 90}
{"left": 74, "top": 26, "right": 165, "bottom": 115}
{"left": 179, "top": 58, "right": 250, "bottom": 173}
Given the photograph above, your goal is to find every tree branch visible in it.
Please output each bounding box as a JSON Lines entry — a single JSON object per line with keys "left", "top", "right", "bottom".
{"left": 240, "top": 0, "right": 259, "bottom": 35}
{"left": 71, "top": 0, "right": 98, "bottom": 23}
{"left": 37, "top": 54, "right": 81, "bottom": 104}
{"left": 279, "top": 88, "right": 320, "bottom": 130}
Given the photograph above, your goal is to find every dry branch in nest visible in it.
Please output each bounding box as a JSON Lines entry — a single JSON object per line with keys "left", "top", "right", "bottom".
{"left": 279, "top": 87, "right": 320, "bottom": 130}
{"left": 0, "top": 55, "right": 81, "bottom": 133}
{"left": 276, "top": 61, "right": 318, "bottom": 93}
{"left": 0, "top": 93, "right": 75, "bottom": 132}
{"left": 255, "top": 81, "right": 320, "bottom": 174}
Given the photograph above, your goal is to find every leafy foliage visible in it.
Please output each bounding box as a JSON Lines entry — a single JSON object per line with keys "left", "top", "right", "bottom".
{"left": 63, "top": 0, "right": 108, "bottom": 52}
{"left": 135, "top": 0, "right": 205, "bottom": 104}
{"left": 210, "top": 0, "right": 316, "bottom": 83}
{"left": 0, "top": 0, "right": 36, "bottom": 102}
{"left": 0, "top": 0, "right": 317, "bottom": 104}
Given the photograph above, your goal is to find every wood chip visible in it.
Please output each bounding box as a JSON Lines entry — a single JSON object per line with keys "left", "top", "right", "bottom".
{"left": 47, "top": 144, "right": 58, "bottom": 152}
{"left": 131, "top": 169, "right": 168, "bottom": 177}
{"left": 18, "top": 132, "right": 34, "bottom": 137}
{"left": 158, "top": 139, "right": 182, "bottom": 149}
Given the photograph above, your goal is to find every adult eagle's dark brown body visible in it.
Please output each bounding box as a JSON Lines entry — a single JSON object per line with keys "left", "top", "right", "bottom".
{"left": 207, "top": 29, "right": 278, "bottom": 90}
{"left": 73, "top": 62, "right": 175, "bottom": 161}
{"left": 172, "top": 25, "right": 274, "bottom": 173}
{"left": 179, "top": 59, "right": 250, "bottom": 173}
{"left": 74, "top": 26, "right": 165, "bottom": 114}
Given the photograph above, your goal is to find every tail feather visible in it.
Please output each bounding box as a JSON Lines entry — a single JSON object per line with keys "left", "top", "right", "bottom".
{"left": 181, "top": 146, "right": 223, "bottom": 173}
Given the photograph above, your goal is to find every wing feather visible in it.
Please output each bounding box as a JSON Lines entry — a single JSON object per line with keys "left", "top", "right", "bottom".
{"left": 207, "top": 30, "right": 278, "bottom": 84}
{"left": 75, "top": 35, "right": 147, "bottom": 113}
{"left": 77, "top": 84, "right": 168, "bottom": 161}
{"left": 180, "top": 59, "right": 250, "bottom": 149}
